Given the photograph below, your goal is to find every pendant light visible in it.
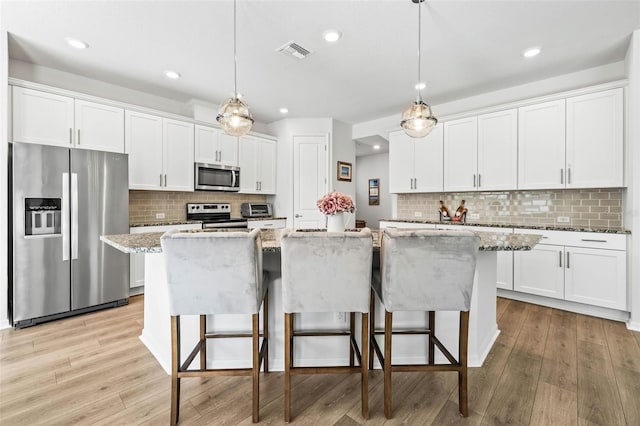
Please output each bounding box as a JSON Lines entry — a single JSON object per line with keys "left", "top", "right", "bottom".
{"left": 217, "top": 0, "right": 254, "bottom": 137}
{"left": 400, "top": 0, "right": 437, "bottom": 138}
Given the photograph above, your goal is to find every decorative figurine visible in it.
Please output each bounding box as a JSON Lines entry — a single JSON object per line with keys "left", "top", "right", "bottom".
{"left": 452, "top": 199, "right": 468, "bottom": 223}
{"left": 439, "top": 200, "right": 451, "bottom": 222}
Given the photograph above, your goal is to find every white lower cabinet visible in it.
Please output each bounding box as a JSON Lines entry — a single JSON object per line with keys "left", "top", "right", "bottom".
{"left": 514, "top": 244, "right": 565, "bottom": 299}
{"left": 247, "top": 218, "right": 286, "bottom": 229}
{"left": 129, "top": 223, "right": 202, "bottom": 291}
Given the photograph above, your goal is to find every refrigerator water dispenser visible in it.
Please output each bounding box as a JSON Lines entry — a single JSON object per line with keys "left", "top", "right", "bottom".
{"left": 25, "top": 198, "right": 61, "bottom": 236}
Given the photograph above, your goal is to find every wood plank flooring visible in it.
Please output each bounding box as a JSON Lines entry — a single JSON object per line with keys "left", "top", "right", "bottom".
{"left": 1, "top": 296, "right": 639, "bottom": 425}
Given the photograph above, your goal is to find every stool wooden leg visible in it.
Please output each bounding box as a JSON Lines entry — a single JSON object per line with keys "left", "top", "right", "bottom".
{"left": 428, "top": 311, "right": 435, "bottom": 365}
{"left": 369, "top": 290, "right": 375, "bottom": 370}
{"left": 459, "top": 311, "right": 470, "bottom": 417}
{"left": 263, "top": 288, "right": 269, "bottom": 373}
{"left": 384, "top": 310, "right": 393, "bottom": 419}
{"left": 361, "top": 312, "right": 369, "bottom": 419}
{"left": 170, "top": 316, "right": 181, "bottom": 426}
{"left": 349, "top": 312, "right": 356, "bottom": 367}
{"left": 252, "top": 313, "right": 260, "bottom": 423}
{"left": 200, "top": 315, "right": 207, "bottom": 370}
{"left": 284, "top": 313, "right": 292, "bottom": 423}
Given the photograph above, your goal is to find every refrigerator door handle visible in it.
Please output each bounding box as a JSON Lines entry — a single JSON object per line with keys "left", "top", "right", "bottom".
{"left": 71, "top": 173, "right": 79, "bottom": 260}
{"left": 62, "top": 173, "right": 70, "bottom": 261}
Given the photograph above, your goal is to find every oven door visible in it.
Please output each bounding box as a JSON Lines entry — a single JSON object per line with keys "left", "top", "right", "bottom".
{"left": 195, "top": 163, "right": 240, "bottom": 191}
{"left": 202, "top": 221, "right": 248, "bottom": 229}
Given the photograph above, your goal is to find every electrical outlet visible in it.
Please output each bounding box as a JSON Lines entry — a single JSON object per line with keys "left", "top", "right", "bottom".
{"left": 469, "top": 213, "right": 480, "bottom": 220}
{"left": 155, "top": 213, "right": 166, "bottom": 219}
{"left": 557, "top": 216, "right": 570, "bottom": 223}
{"left": 336, "top": 312, "right": 346, "bottom": 322}
{"left": 414, "top": 211, "right": 423, "bottom": 217}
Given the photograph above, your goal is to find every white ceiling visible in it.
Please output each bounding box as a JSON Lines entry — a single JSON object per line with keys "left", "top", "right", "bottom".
{"left": 3, "top": 0, "right": 639, "bottom": 130}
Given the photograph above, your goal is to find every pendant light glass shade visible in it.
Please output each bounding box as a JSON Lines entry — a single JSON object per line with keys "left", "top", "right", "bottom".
{"left": 217, "top": 96, "right": 254, "bottom": 137}
{"left": 400, "top": 99, "right": 437, "bottom": 138}
{"left": 216, "top": 0, "right": 253, "bottom": 136}
{"left": 401, "top": 0, "right": 437, "bottom": 138}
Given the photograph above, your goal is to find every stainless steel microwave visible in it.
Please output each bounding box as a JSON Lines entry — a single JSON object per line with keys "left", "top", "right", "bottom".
{"left": 194, "top": 163, "right": 240, "bottom": 191}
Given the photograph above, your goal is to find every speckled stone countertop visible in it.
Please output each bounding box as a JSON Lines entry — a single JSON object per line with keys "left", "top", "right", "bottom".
{"left": 101, "top": 229, "right": 542, "bottom": 254}
{"left": 129, "top": 217, "right": 287, "bottom": 227}
{"left": 380, "top": 219, "right": 631, "bottom": 234}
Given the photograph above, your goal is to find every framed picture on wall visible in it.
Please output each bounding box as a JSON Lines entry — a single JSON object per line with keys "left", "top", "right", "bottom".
{"left": 337, "top": 161, "right": 352, "bottom": 181}
{"left": 369, "top": 178, "right": 380, "bottom": 205}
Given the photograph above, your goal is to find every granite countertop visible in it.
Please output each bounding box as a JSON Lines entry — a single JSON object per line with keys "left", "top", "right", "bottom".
{"left": 380, "top": 218, "right": 631, "bottom": 234}
{"left": 129, "top": 217, "right": 287, "bottom": 227}
{"left": 101, "top": 229, "right": 542, "bottom": 254}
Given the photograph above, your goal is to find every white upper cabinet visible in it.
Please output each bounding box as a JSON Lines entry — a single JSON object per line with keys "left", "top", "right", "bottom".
{"left": 194, "top": 125, "right": 238, "bottom": 166}
{"left": 126, "top": 110, "right": 194, "bottom": 191}
{"left": 238, "top": 135, "right": 277, "bottom": 194}
{"left": 389, "top": 125, "right": 443, "bottom": 193}
{"left": 518, "top": 99, "right": 566, "bottom": 190}
{"left": 477, "top": 109, "right": 518, "bottom": 190}
{"left": 74, "top": 99, "right": 125, "bottom": 153}
{"left": 444, "top": 117, "right": 477, "bottom": 192}
{"left": 565, "top": 88, "right": 623, "bottom": 188}
{"left": 12, "top": 86, "right": 124, "bottom": 153}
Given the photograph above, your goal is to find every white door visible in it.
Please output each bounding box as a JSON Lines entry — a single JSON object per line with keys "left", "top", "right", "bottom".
{"left": 566, "top": 88, "right": 623, "bottom": 189}
{"left": 126, "top": 110, "right": 163, "bottom": 190}
{"left": 12, "top": 86, "right": 74, "bottom": 147}
{"left": 514, "top": 245, "right": 565, "bottom": 299}
{"left": 444, "top": 117, "right": 478, "bottom": 192}
{"left": 258, "top": 138, "right": 277, "bottom": 194}
{"left": 388, "top": 130, "right": 414, "bottom": 193}
{"left": 194, "top": 124, "right": 218, "bottom": 164}
{"left": 518, "top": 100, "right": 566, "bottom": 189}
{"left": 74, "top": 99, "right": 124, "bottom": 153}
{"left": 218, "top": 132, "right": 239, "bottom": 166}
{"left": 477, "top": 109, "right": 517, "bottom": 190}
{"left": 163, "top": 119, "right": 194, "bottom": 191}
{"left": 413, "top": 124, "right": 444, "bottom": 193}
{"left": 239, "top": 135, "right": 259, "bottom": 193}
{"left": 293, "top": 134, "right": 328, "bottom": 229}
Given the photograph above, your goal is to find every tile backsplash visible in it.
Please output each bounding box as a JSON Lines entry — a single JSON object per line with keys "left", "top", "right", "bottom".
{"left": 129, "top": 190, "right": 267, "bottom": 225}
{"left": 397, "top": 189, "right": 624, "bottom": 229}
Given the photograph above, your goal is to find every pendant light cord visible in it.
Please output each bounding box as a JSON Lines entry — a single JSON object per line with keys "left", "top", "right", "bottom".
{"left": 417, "top": 0, "right": 422, "bottom": 103}
{"left": 233, "top": 0, "right": 238, "bottom": 98}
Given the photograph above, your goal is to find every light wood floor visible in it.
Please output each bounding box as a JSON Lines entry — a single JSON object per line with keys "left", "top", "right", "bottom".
{"left": 1, "top": 296, "right": 639, "bottom": 425}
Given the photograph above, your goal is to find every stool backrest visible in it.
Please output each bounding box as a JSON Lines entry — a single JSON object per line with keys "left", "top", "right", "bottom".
{"left": 380, "top": 228, "right": 480, "bottom": 312}
{"left": 281, "top": 228, "right": 373, "bottom": 313}
{"left": 161, "top": 229, "right": 263, "bottom": 315}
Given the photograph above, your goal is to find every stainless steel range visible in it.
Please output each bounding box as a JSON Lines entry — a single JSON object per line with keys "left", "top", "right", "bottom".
{"left": 186, "top": 203, "right": 248, "bottom": 229}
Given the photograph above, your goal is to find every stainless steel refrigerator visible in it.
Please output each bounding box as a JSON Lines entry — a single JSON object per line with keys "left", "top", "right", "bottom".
{"left": 9, "top": 142, "right": 130, "bottom": 328}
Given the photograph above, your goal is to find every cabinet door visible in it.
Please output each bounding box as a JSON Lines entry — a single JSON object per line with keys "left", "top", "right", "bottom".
{"left": 164, "top": 119, "right": 194, "bottom": 191}
{"left": 388, "top": 130, "right": 414, "bottom": 193}
{"left": 126, "top": 110, "right": 163, "bottom": 190}
{"left": 566, "top": 88, "right": 623, "bottom": 188}
{"left": 239, "top": 135, "right": 259, "bottom": 193}
{"left": 518, "top": 100, "right": 566, "bottom": 189}
{"left": 444, "top": 117, "right": 477, "bottom": 191}
{"left": 194, "top": 124, "right": 218, "bottom": 164}
{"left": 218, "top": 132, "right": 239, "bottom": 166}
{"left": 497, "top": 251, "right": 514, "bottom": 290}
{"left": 12, "top": 86, "right": 74, "bottom": 147}
{"left": 258, "top": 138, "right": 277, "bottom": 194}
{"left": 74, "top": 100, "right": 124, "bottom": 153}
{"left": 514, "top": 245, "right": 564, "bottom": 299}
{"left": 564, "top": 247, "right": 626, "bottom": 310}
{"left": 413, "top": 124, "right": 444, "bottom": 192}
{"left": 477, "top": 109, "right": 517, "bottom": 190}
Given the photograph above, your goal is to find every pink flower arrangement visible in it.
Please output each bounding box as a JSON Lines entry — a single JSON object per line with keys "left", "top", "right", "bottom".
{"left": 317, "top": 192, "right": 355, "bottom": 215}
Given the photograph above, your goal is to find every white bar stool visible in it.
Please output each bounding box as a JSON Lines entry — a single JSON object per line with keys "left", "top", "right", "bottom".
{"left": 161, "top": 228, "right": 269, "bottom": 425}
{"left": 370, "top": 228, "right": 480, "bottom": 418}
{"left": 280, "top": 228, "right": 373, "bottom": 422}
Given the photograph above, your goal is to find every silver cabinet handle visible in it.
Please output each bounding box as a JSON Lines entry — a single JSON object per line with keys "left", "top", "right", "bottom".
{"left": 478, "top": 174, "right": 481, "bottom": 188}
{"left": 160, "top": 174, "right": 163, "bottom": 187}
{"left": 77, "top": 129, "right": 80, "bottom": 145}
{"left": 256, "top": 181, "right": 259, "bottom": 191}
{"left": 413, "top": 178, "right": 417, "bottom": 189}
{"left": 62, "top": 173, "right": 70, "bottom": 261}
{"left": 559, "top": 250, "right": 562, "bottom": 268}
{"left": 409, "top": 178, "right": 413, "bottom": 190}
{"left": 69, "top": 128, "right": 73, "bottom": 145}
{"left": 566, "top": 252, "right": 570, "bottom": 269}
{"left": 568, "top": 168, "right": 571, "bottom": 184}
{"left": 164, "top": 174, "right": 167, "bottom": 187}
{"left": 71, "top": 173, "right": 78, "bottom": 260}
{"left": 561, "top": 168, "right": 564, "bottom": 184}
{"left": 295, "top": 214, "right": 302, "bottom": 218}
{"left": 581, "top": 239, "right": 607, "bottom": 243}
{"left": 259, "top": 181, "right": 262, "bottom": 191}
{"left": 473, "top": 174, "right": 476, "bottom": 187}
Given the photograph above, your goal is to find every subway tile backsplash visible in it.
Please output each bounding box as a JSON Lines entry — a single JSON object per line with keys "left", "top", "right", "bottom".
{"left": 397, "top": 189, "right": 624, "bottom": 229}
{"left": 129, "top": 190, "right": 267, "bottom": 225}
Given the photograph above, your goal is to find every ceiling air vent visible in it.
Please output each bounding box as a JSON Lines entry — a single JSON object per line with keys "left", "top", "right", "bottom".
{"left": 276, "top": 40, "right": 312, "bottom": 59}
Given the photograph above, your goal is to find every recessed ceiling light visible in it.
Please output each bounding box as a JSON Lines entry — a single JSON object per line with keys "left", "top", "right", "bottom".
{"left": 164, "top": 70, "right": 181, "bottom": 79}
{"left": 523, "top": 47, "right": 541, "bottom": 58}
{"left": 323, "top": 29, "right": 342, "bottom": 43}
{"left": 415, "top": 82, "right": 426, "bottom": 90}
{"left": 65, "top": 38, "right": 89, "bottom": 49}
{"left": 279, "top": 107, "right": 289, "bottom": 114}
{"left": 373, "top": 145, "right": 381, "bottom": 150}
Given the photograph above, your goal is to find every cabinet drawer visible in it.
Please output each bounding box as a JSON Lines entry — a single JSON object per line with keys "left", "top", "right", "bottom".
{"left": 562, "top": 232, "right": 626, "bottom": 250}
{"left": 247, "top": 219, "right": 286, "bottom": 229}
{"left": 513, "top": 228, "right": 566, "bottom": 246}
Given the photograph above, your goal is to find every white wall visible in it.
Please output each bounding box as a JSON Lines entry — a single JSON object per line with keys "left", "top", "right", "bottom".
{"left": 331, "top": 119, "right": 355, "bottom": 195}
{"left": 625, "top": 30, "right": 640, "bottom": 330}
{"left": 355, "top": 153, "right": 391, "bottom": 229}
{"left": 1, "top": 20, "right": 10, "bottom": 327}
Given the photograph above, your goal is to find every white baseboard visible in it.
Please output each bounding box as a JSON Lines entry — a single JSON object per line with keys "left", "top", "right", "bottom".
{"left": 627, "top": 320, "right": 640, "bottom": 332}
{"left": 0, "top": 318, "right": 11, "bottom": 329}
{"left": 139, "top": 333, "right": 170, "bottom": 375}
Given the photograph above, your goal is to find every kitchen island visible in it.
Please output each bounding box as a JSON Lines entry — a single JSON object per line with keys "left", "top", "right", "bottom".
{"left": 102, "top": 229, "right": 541, "bottom": 374}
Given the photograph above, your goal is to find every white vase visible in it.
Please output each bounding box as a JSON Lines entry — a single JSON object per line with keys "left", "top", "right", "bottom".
{"left": 326, "top": 212, "right": 345, "bottom": 232}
